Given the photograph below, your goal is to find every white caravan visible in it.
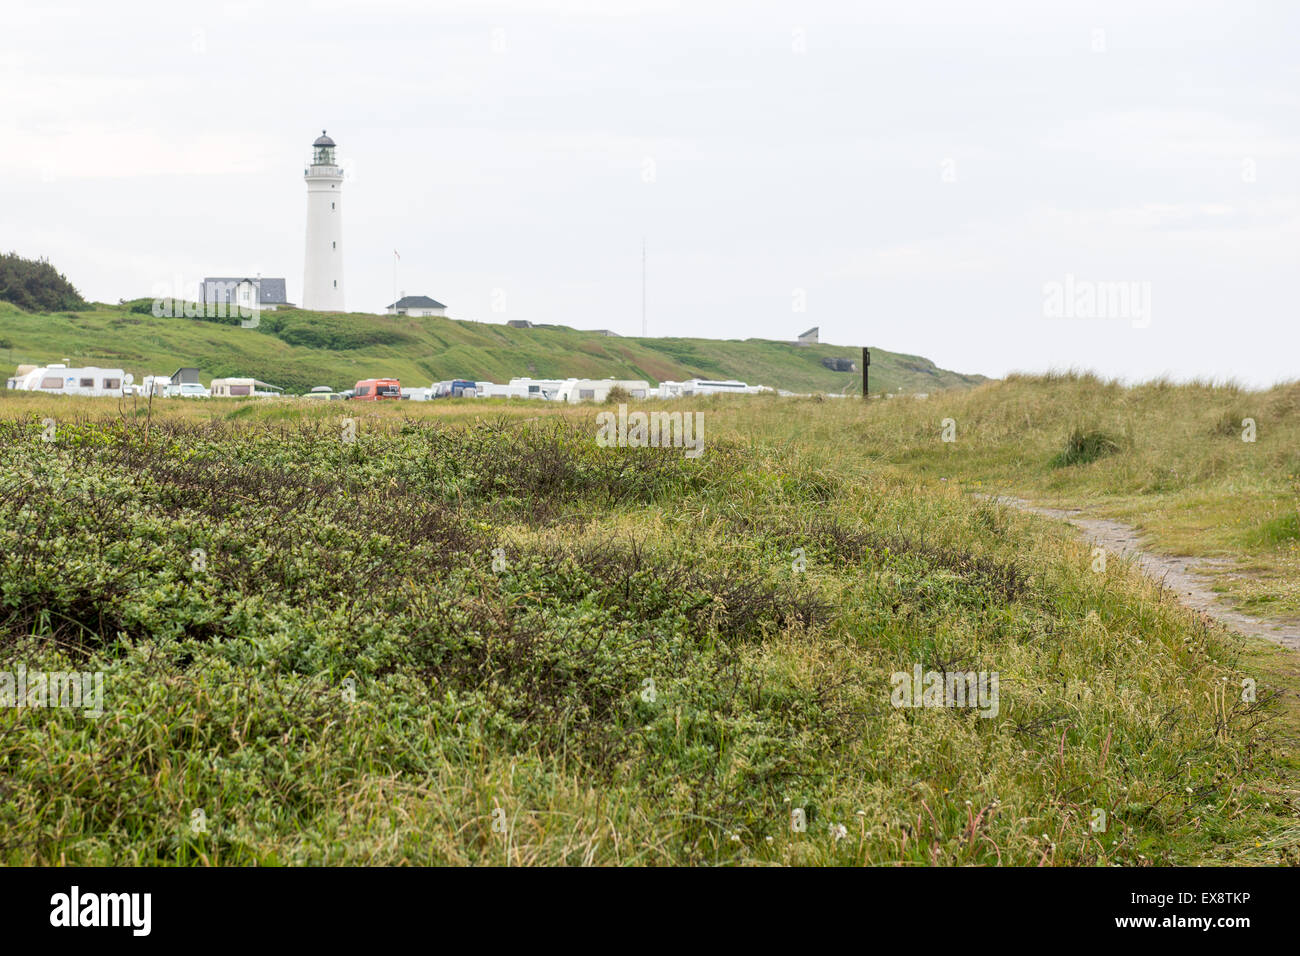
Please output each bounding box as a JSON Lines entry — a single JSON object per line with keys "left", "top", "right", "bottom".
{"left": 679, "top": 379, "right": 754, "bottom": 396}
{"left": 210, "top": 378, "right": 278, "bottom": 398}
{"left": 6, "top": 364, "right": 132, "bottom": 397}
{"left": 137, "top": 374, "right": 175, "bottom": 398}
{"left": 475, "top": 382, "right": 532, "bottom": 399}
{"left": 507, "top": 378, "right": 567, "bottom": 400}
{"left": 552, "top": 378, "right": 650, "bottom": 403}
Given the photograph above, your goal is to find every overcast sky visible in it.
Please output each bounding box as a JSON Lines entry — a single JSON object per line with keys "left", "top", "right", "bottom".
{"left": 3, "top": 0, "right": 1297, "bottom": 385}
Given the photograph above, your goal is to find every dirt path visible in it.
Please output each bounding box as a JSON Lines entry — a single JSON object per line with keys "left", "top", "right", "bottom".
{"left": 990, "top": 495, "right": 1300, "bottom": 652}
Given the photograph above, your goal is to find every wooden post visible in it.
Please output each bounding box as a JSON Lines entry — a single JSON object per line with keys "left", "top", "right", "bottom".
{"left": 862, "top": 347, "right": 870, "bottom": 398}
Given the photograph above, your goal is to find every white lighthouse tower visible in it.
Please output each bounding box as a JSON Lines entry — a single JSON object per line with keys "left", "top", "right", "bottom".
{"left": 303, "top": 130, "right": 344, "bottom": 311}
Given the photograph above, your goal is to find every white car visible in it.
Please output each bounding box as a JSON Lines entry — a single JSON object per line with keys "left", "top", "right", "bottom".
{"left": 171, "top": 382, "right": 211, "bottom": 398}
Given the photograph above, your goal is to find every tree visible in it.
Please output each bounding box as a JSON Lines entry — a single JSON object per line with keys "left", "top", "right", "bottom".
{"left": 0, "top": 252, "right": 90, "bottom": 312}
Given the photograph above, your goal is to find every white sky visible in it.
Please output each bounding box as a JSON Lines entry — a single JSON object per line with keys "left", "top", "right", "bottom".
{"left": 3, "top": 0, "right": 1297, "bottom": 385}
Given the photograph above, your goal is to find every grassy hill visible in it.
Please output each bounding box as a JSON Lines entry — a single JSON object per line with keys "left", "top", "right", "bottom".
{"left": 0, "top": 300, "right": 985, "bottom": 395}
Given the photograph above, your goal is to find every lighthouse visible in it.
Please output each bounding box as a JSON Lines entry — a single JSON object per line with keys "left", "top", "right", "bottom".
{"left": 303, "top": 130, "right": 344, "bottom": 311}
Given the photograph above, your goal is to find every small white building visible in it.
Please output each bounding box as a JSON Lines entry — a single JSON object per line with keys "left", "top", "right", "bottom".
{"left": 7, "top": 363, "right": 131, "bottom": 397}
{"left": 386, "top": 295, "right": 447, "bottom": 318}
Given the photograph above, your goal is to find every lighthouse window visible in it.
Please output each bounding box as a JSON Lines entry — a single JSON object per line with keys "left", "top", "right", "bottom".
{"left": 331, "top": 202, "right": 335, "bottom": 209}
{"left": 333, "top": 280, "right": 337, "bottom": 288}
{"left": 332, "top": 241, "right": 336, "bottom": 249}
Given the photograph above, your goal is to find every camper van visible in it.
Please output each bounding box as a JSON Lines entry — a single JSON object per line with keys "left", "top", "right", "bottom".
{"left": 351, "top": 378, "right": 402, "bottom": 401}
{"left": 6, "top": 363, "right": 132, "bottom": 397}
{"left": 430, "top": 379, "right": 477, "bottom": 399}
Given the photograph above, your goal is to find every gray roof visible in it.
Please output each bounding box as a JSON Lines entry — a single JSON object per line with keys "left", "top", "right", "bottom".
{"left": 202, "top": 277, "right": 289, "bottom": 305}
{"left": 388, "top": 295, "right": 445, "bottom": 309}
{"left": 313, "top": 131, "right": 335, "bottom": 147}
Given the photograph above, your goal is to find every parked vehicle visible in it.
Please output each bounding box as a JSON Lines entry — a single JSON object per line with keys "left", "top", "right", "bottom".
{"left": 659, "top": 379, "right": 759, "bottom": 397}
{"left": 430, "top": 379, "right": 477, "bottom": 399}
{"left": 351, "top": 378, "right": 402, "bottom": 401}
{"left": 135, "top": 374, "right": 173, "bottom": 398}
{"left": 168, "top": 382, "right": 212, "bottom": 398}
{"left": 507, "top": 378, "right": 565, "bottom": 400}
{"left": 302, "top": 386, "right": 344, "bottom": 401}
{"left": 6, "top": 363, "right": 132, "bottom": 397}
{"left": 210, "top": 378, "right": 282, "bottom": 398}
{"left": 474, "top": 382, "right": 531, "bottom": 399}
{"left": 552, "top": 378, "right": 649, "bottom": 403}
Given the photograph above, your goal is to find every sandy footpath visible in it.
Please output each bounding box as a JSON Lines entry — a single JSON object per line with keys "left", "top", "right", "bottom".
{"left": 989, "top": 495, "right": 1300, "bottom": 652}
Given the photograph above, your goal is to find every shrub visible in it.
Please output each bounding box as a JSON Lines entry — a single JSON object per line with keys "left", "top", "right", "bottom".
{"left": 1049, "top": 427, "right": 1121, "bottom": 468}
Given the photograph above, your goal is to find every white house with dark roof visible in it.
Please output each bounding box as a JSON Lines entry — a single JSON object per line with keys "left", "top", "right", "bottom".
{"left": 202, "top": 277, "right": 289, "bottom": 312}
{"left": 386, "top": 295, "right": 447, "bottom": 317}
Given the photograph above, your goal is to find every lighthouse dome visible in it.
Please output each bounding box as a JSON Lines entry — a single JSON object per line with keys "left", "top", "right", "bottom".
{"left": 313, "top": 131, "right": 336, "bottom": 147}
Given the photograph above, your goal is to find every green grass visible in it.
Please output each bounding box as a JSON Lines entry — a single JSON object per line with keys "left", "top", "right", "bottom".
{"left": 0, "top": 389, "right": 1295, "bottom": 865}
{"left": 0, "top": 299, "right": 984, "bottom": 396}
{"left": 692, "top": 372, "right": 1300, "bottom": 623}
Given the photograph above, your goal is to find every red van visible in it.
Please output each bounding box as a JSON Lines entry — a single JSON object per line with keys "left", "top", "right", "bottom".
{"left": 351, "top": 378, "right": 401, "bottom": 401}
